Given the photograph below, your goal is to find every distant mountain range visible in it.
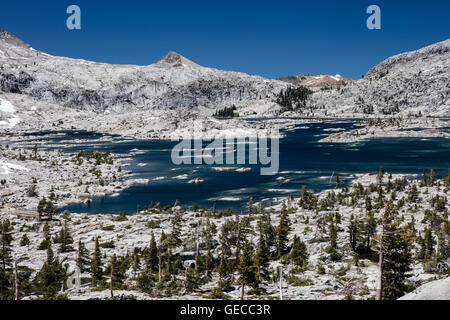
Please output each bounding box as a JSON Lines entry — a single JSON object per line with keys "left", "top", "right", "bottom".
{"left": 0, "top": 30, "right": 286, "bottom": 114}
{"left": 278, "top": 74, "right": 353, "bottom": 89}
{"left": 0, "top": 30, "right": 448, "bottom": 119}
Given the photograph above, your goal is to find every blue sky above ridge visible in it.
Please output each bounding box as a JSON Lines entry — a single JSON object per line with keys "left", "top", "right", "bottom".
{"left": 1, "top": 0, "right": 449, "bottom": 79}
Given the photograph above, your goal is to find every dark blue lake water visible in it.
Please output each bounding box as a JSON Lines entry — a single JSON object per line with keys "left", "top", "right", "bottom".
{"left": 8, "top": 120, "right": 450, "bottom": 213}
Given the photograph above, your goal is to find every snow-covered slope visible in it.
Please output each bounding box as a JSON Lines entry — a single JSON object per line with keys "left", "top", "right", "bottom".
{"left": 0, "top": 30, "right": 448, "bottom": 123}
{"left": 307, "top": 39, "right": 450, "bottom": 117}
{"left": 0, "top": 31, "right": 287, "bottom": 114}
{"left": 0, "top": 97, "right": 20, "bottom": 128}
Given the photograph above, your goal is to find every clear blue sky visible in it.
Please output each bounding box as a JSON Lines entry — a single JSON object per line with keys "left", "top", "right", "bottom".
{"left": 1, "top": 0, "right": 449, "bottom": 79}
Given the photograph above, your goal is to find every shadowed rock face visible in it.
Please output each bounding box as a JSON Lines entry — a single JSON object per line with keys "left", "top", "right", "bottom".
{"left": 0, "top": 71, "right": 34, "bottom": 94}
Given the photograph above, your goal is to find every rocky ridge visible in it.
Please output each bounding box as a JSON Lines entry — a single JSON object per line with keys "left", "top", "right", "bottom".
{"left": 306, "top": 40, "right": 450, "bottom": 117}
{"left": 0, "top": 31, "right": 448, "bottom": 140}
{"left": 0, "top": 31, "right": 287, "bottom": 114}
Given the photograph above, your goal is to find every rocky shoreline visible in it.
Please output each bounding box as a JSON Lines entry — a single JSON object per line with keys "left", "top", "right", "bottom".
{"left": 0, "top": 142, "right": 150, "bottom": 215}
{"left": 1, "top": 172, "right": 448, "bottom": 300}
{"left": 319, "top": 117, "right": 449, "bottom": 143}
{"left": 2, "top": 89, "right": 448, "bottom": 143}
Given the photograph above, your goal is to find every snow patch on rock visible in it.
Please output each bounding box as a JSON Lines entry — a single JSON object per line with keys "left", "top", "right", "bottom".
{"left": 0, "top": 159, "right": 29, "bottom": 174}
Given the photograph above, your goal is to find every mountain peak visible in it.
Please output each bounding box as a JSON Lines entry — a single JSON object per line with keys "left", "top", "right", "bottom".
{"left": 156, "top": 51, "right": 200, "bottom": 67}
{"left": 0, "top": 30, "right": 30, "bottom": 49}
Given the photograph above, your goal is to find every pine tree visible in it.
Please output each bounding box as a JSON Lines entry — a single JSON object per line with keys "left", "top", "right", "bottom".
{"left": 37, "top": 197, "right": 57, "bottom": 221}
{"left": 58, "top": 222, "right": 74, "bottom": 253}
{"left": 108, "top": 255, "right": 115, "bottom": 299}
{"left": 217, "top": 239, "right": 234, "bottom": 291}
{"left": 76, "top": 240, "right": 90, "bottom": 273}
{"left": 157, "top": 232, "right": 167, "bottom": 283}
{"left": 234, "top": 214, "right": 242, "bottom": 267}
{"left": 0, "top": 267, "right": 13, "bottom": 300}
{"left": 90, "top": 237, "right": 103, "bottom": 285}
{"left": 20, "top": 234, "right": 30, "bottom": 246}
{"left": 136, "top": 269, "right": 156, "bottom": 294}
{"left": 38, "top": 222, "right": 51, "bottom": 250}
{"left": 365, "top": 195, "right": 373, "bottom": 212}
{"left": 288, "top": 193, "right": 294, "bottom": 206}
{"left": 146, "top": 232, "right": 158, "bottom": 271}
{"left": 419, "top": 226, "right": 435, "bottom": 261}
{"left": 378, "top": 166, "right": 385, "bottom": 185}
{"left": 106, "top": 254, "right": 127, "bottom": 291}
{"left": 184, "top": 267, "right": 198, "bottom": 293}
{"left": 300, "top": 185, "right": 308, "bottom": 208}
{"left": 379, "top": 202, "right": 413, "bottom": 300}
{"left": 290, "top": 235, "right": 308, "bottom": 268}
{"left": 443, "top": 174, "right": 450, "bottom": 188}
{"left": 195, "top": 253, "right": 205, "bottom": 275}
{"left": 35, "top": 246, "right": 67, "bottom": 299}
{"left": 329, "top": 219, "right": 338, "bottom": 249}
{"left": 255, "top": 229, "right": 270, "bottom": 281}
{"left": 44, "top": 200, "right": 57, "bottom": 221}
{"left": 13, "top": 262, "right": 33, "bottom": 300}
{"left": 348, "top": 213, "right": 359, "bottom": 252}
{"left": 422, "top": 169, "right": 428, "bottom": 186}
{"left": 258, "top": 211, "right": 276, "bottom": 256}
{"left": 408, "top": 184, "right": 419, "bottom": 202}
{"left": 237, "top": 241, "right": 258, "bottom": 300}
{"left": 436, "top": 222, "right": 449, "bottom": 263}
{"left": 362, "top": 211, "right": 377, "bottom": 252}
{"left": 377, "top": 186, "right": 384, "bottom": 208}
{"left": 37, "top": 197, "right": 46, "bottom": 222}
{"left": 204, "top": 248, "right": 213, "bottom": 280}
{"left": 203, "top": 218, "right": 217, "bottom": 252}
{"left": 0, "top": 219, "right": 13, "bottom": 269}
{"left": 325, "top": 214, "right": 342, "bottom": 262}
{"left": 429, "top": 169, "right": 435, "bottom": 186}
{"left": 168, "top": 211, "right": 182, "bottom": 248}
{"left": 131, "top": 252, "right": 141, "bottom": 278}
{"left": 248, "top": 198, "right": 254, "bottom": 215}
{"left": 276, "top": 204, "right": 290, "bottom": 258}
{"left": 219, "top": 217, "right": 242, "bottom": 269}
